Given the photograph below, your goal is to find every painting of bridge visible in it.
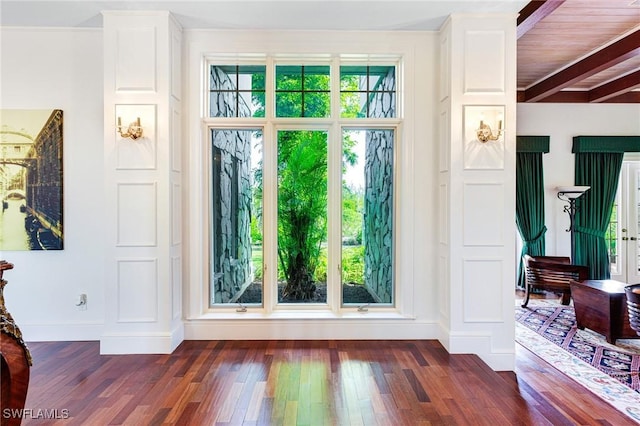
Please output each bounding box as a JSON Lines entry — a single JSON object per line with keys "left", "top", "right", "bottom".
{"left": 0, "top": 109, "right": 63, "bottom": 250}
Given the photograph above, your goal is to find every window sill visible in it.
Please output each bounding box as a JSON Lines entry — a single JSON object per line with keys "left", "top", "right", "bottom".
{"left": 187, "top": 310, "right": 415, "bottom": 321}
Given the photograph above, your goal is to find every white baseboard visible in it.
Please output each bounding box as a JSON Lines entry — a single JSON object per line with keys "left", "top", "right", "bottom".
{"left": 440, "top": 326, "right": 515, "bottom": 371}
{"left": 100, "top": 324, "right": 184, "bottom": 354}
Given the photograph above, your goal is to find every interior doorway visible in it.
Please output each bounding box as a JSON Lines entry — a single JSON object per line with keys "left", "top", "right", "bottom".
{"left": 608, "top": 160, "right": 640, "bottom": 284}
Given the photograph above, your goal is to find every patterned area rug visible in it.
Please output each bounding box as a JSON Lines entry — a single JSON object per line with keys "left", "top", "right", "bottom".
{"left": 515, "top": 300, "right": 640, "bottom": 423}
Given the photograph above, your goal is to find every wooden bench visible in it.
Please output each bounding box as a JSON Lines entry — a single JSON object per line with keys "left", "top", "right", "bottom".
{"left": 521, "top": 255, "right": 589, "bottom": 308}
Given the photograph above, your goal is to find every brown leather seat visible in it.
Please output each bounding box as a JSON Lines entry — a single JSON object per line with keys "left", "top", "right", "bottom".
{"left": 625, "top": 283, "right": 640, "bottom": 335}
{"left": 521, "top": 254, "right": 589, "bottom": 308}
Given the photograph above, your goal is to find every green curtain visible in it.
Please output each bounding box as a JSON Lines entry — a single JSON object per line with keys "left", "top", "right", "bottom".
{"left": 574, "top": 152, "right": 624, "bottom": 279}
{"left": 515, "top": 152, "right": 546, "bottom": 287}
{"left": 515, "top": 136, "right": 549, "bottom": 288}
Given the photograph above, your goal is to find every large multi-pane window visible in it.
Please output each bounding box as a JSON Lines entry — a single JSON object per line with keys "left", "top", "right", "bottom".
{"left": 207, "top": 60, "right": 398, "bottom": 310}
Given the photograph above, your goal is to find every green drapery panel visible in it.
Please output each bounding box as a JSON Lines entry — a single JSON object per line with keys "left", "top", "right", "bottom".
{"left": 573, "top": 136, "right": 640, "bottom": 153}
{"left": 574, "top": 152, "right": 624, "bottom": 279}
{"left": 515, "top": 136, "right": 549, "bottom": 288}
{"left": 517, "top": 136, "right": 550, "bottom": 153}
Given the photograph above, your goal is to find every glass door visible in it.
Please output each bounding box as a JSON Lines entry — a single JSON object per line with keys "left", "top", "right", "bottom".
{"left": 609, "top": 161, "right": 640, "bottom": 284}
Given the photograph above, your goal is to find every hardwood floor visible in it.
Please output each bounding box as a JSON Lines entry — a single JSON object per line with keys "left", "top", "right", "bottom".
{"left": 13, "top": 337, "right": 635, "bottom": 425}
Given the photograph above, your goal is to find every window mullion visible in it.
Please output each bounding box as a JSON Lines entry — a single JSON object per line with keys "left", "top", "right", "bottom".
{"left": 328, "top": 58, "right": 342, "bottom": 311}
{"left": 263, "top": 122, "right": 276, "bottom": 313}
{"left": 263, "top": 60, "right": 276, "bottom": 313}
{"left": 266, "top": 58, "right": 275, "bottom": 120}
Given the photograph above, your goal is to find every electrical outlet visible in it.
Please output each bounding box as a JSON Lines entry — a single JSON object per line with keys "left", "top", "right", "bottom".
{"left": 76, "top": 294, "right": 87, "bottom": 311}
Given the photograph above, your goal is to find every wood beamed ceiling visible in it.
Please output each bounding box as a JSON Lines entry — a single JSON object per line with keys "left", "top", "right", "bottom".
{"left": 517, "top": 0, "right": 640, "bottom": 103}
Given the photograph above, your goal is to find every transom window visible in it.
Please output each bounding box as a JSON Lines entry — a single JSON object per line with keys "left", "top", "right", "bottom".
{"left": 275, "top": 65, "right": 330, "bottom": 118}
{"left": 207, "top": 58, "right": 399, "bottom": 312}
{"left": 209, "top": 65, "right": 266, "bottom": 117}
{"left": 340, "top": 65, "right": 396, "bottom": 118}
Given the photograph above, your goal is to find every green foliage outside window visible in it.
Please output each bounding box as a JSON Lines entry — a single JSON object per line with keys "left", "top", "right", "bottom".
{"left": 277, "top": 130, "right": 328, "bottom": 300}
{"left": 240, "top": 64, "right": 392, "bottom": 301}
{"left": 606, "top": 203, "right": 618, "bottom": 264}
{"left": 275, "top": 65, "right": 330, "bottom": 118}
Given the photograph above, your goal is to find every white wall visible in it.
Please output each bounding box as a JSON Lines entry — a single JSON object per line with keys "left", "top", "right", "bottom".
{"left": 0, "top": 28, "right": 105, "bottom": 340}
{"left": 517, "top": 103, "right": 640, "bottom": 257}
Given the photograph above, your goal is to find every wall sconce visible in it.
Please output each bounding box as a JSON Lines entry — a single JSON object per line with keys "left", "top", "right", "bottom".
{"left": 116, "top": 116, "right": 143, "bottom": 140}
{"left": 557, "top": 186, "right": 590, "bottom": 262}
{"left": 476, "top": 118, "right": 503, "bottom": 142}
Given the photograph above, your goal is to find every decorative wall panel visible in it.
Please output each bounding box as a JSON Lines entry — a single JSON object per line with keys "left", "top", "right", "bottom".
{"left": 439, "top": 109, "right": 449, "bottom": 172}
{"left": 171, "top": 32, "right": 181, "bottom": 101}
{"left": 463, "top": 183, "right": 504, "bottom": 246}
{"left": 439, "top": 183, "right": 449, "bottom": 244}
{"left": 172, "top": 182, "right": 181, "bottom": 246}
{"left": 439, "top": 254, "right": 450, "bottom": 317}
{"left": 171, "top": 107, "right": 181, "bottom": 172}
{"left": 439, "top": 35, "right": 450, "bottom": 102}
{"left": 115, "top": 27, "right": 156, "bottom": 92}
{"left": 463, "top": 258, "right": 503, "bottom": 322}
{"left": 463, "top": 30, "right": 505, "bottom": 93}
{"left": 116, "top": 182, "right": 157, "bottom": 246}
{"left": 172, "top": 256, "right": 182, "bottom": 321}
{"left": 117, "top": 258, "right": 158, "bottom": 322}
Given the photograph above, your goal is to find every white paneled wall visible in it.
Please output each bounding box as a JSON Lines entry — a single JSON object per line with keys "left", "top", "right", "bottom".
{"left": 438, "top": 14, "right": 518, "bottom": 370}
{"left": 101, "top": 12, "right": 184, "bottom": 354}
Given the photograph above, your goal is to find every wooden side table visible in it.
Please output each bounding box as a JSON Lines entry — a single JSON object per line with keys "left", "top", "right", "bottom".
{"left": 570, "top": 279, "right": 640, "bottom": 344}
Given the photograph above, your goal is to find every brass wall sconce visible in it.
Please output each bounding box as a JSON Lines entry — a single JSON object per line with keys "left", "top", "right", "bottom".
{"left": 476, "top": 119, "right": 503, "bottom": 143}
{"left": 116, "top": 116, "right": 143, "bottom": 140}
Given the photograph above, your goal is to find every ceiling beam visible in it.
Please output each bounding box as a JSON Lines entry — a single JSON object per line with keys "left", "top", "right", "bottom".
{"left": 589, "top": 70, "right": 640, "bottom": 103}
{"left": 517, "top": 0, "right": 565, "bottom": 39}
{"left": 517, "top": 90, "right": 640, "bottom": 103}
{"left": 522, "top": 30, "right": 640, "bottom": 102}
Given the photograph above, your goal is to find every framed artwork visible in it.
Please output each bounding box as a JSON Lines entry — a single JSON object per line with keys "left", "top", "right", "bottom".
{"left": 463, "top": 105, "right": 505, "bottom": 170}
{"left": 0, "top": 109, "right": 64, "bottom": 250}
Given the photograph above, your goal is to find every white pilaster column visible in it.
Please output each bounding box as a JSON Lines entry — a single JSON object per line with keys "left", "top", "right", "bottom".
{"left": 101, "top": 11, "right": 184, "bottom": 354}
{"left": 438, "top": 13, "right": 517, "bottom": 370}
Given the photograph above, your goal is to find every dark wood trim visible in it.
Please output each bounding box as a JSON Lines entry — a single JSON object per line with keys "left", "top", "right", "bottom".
{"left": 522, "top": 29, "right": 640, "bottom": 102}
{"left": 518, "top": 89, "right": 640, "bottom": 103}
{"left": 517, "top": 0, "right": 566, "bottom": 39}
{"left": 589, "top": 70, "right": 640, "bottom": 103}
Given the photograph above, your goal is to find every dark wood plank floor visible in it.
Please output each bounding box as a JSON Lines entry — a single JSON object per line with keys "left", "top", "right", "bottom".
{"left": 13, "top": 337, "right": 636, "bottom": 425}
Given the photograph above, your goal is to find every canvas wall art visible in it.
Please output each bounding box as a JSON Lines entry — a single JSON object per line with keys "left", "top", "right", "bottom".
{"left": 0, "top": 109, "right": 64, "bottom": 250}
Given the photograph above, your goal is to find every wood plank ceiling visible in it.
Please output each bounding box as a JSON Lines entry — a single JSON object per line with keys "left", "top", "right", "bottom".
{"left": 517, "top": 0, "right": 640, "bottom": 103}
